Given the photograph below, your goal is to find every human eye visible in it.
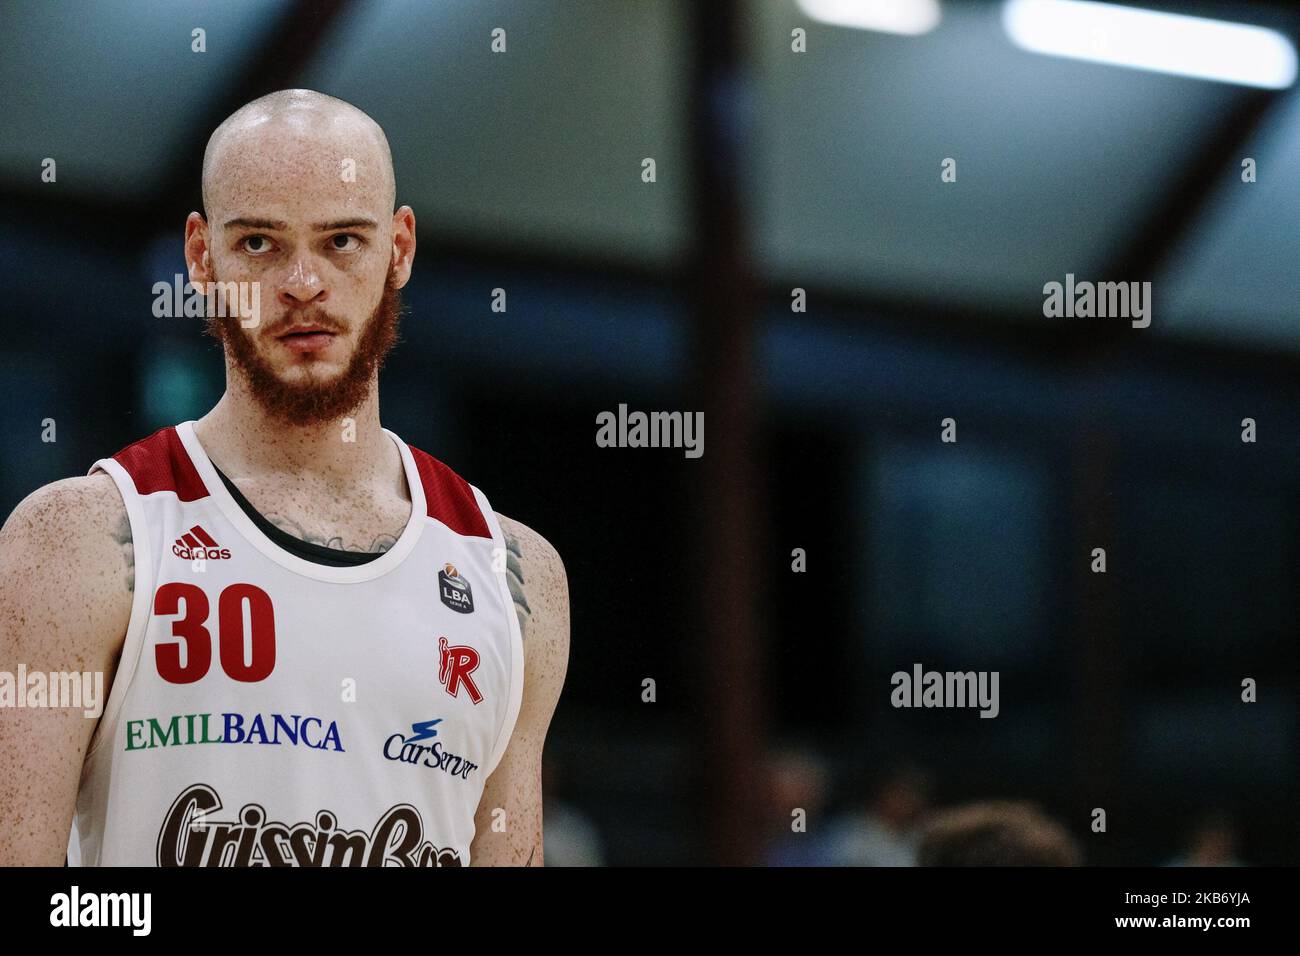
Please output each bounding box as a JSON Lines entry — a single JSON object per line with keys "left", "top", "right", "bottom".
{"left": 327, "top": 233, "right": 364, "bottom": 253}
{"left": 239, "top": 234, "right": 275, "bottom": 255}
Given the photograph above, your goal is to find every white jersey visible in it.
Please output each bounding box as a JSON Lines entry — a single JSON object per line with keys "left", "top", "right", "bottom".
{"left": 67, "top": 420, "right": 524, "bottom": 866}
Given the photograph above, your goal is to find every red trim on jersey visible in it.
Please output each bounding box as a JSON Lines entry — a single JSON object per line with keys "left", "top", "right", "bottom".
{"left": 406, "top": 446, "right": 491, "bottom": 538}
{"left": 111, "top": 427, "right": 210, "bottom": 502}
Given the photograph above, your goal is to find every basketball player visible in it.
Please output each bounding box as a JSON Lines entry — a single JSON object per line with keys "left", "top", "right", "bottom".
{"left": 0, "top": 90, "right": 569, "bottom": 866}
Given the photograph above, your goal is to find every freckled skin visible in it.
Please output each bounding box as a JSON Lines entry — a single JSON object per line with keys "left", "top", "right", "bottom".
{"left": 0, "top": 475, "right": 132, "bottom": 865}
{"left": 470, "top": 517, "right": 568, "bottom": 865}
{"left": 0, "top": 90, "right": 569, "bottom": 866}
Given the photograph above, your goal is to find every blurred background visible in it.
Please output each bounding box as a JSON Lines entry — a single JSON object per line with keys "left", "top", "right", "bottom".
{"left": 1, "top": 0, "right": 1297, "bottom": 865}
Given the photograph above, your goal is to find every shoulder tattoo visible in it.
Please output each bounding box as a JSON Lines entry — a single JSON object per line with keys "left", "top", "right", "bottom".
{"left": 113, "top": 511, "right": 134, "bottom": 593}
{"left": 503, "top": 530, "right": 531, "bottom": 641}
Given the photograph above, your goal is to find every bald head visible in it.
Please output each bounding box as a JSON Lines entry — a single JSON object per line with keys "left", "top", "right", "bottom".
{"left": 201, "top": 89, "right": 395, "bottom": 219}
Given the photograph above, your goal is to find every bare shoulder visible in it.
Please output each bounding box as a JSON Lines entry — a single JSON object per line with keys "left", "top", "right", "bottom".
{"left": 494, "top": 514, "right": 561, "bottom": 561}
{"left": 0, "top": 473, "right": 134, "bottom": 658}
{"left": 3, "top": 472, "right": 124, "bottom": 533}
{"left": 1, "top": 472, "right": 128, "bottom": 559}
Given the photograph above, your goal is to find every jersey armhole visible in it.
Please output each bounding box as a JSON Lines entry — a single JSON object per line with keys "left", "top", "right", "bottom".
{"left": 477, "top": 489, "right": 525, "bottom": 779}
{"left": 81, "top": 458, "right": 156, "bottom": 761}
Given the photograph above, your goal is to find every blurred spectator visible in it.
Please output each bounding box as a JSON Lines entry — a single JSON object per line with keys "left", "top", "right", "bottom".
{"left": 1164, "top": 812, "right": 1245, "bottom": 867}
{"left": 825, "top": 765, "right": 932, "bottom": 866}
{"left": 761, "top": 744, "right": 837, "bottom": 866}
{"left": 542, "top": 758, "right": 606, "bottom": 867}
{"left": 917, "top": 800, "right": 1081, "bottom": 866}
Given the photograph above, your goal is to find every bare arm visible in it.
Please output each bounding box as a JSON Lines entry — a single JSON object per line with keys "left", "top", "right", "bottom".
{"left": 0, "top": 474, "right": 134, "bottom": 865}
{"left": 469, "top": 516, "right": 569, "bottom": 866}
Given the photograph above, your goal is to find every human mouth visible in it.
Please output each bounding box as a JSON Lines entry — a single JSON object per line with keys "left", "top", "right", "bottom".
{"left": 275, "top": 324, "right": 338, "bottom": 354}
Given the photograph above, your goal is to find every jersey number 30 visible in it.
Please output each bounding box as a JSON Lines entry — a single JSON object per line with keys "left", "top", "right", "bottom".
{"left": 153, "top": 582, "right": 276, "bottom": 684}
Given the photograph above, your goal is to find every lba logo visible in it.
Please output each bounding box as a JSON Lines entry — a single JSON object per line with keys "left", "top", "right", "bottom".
{"left": 438, "top": 563, "right": 474, "bottom": 613}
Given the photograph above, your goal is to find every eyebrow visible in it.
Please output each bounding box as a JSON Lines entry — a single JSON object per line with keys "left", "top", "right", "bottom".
{"left": 316, "top": 217, "right": 379, "bottom": 231}
{"left": 223, "top": 216, "right": 286, "bottom": 231}
{"left": 222, "top": 216, "right": 380, "bottom": 231}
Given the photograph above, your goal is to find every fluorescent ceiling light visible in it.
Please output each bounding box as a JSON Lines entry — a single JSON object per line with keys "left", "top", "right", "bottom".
{"left": 1003, "top": 0, "right": 1297, "bottom": 89}
{"left": 797, "top": 0, "right": 942, "bottom": 36}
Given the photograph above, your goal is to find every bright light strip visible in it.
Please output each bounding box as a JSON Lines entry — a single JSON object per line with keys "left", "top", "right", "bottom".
{"left": 797, "top": 0, "right": 942, "bottom": 37}
{"left": 1003, "top": 0, "right": 1297, "bottom": 89}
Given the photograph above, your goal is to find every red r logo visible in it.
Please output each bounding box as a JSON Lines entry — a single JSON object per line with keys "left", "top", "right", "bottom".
{"left": 438, "top": 636, "right": 483, "bottom": 704}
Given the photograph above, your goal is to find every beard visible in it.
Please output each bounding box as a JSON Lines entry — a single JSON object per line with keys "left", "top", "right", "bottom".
{"left": 205, "top": 270, "right": 403, "bottom": 428}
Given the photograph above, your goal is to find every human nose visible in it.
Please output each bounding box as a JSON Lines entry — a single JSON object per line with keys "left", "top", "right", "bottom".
{"left": 277, "top": 256, "right": 328, "bottom": 308}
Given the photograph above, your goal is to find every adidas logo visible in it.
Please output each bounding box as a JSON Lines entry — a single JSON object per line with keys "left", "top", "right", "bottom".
{"left": 172, "top": 525, "right": 231, "bottom": 561}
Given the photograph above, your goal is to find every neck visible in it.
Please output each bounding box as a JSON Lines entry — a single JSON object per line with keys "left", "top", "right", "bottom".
{"left": 192, "top": 368, "right": 397, "bottom": 487}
